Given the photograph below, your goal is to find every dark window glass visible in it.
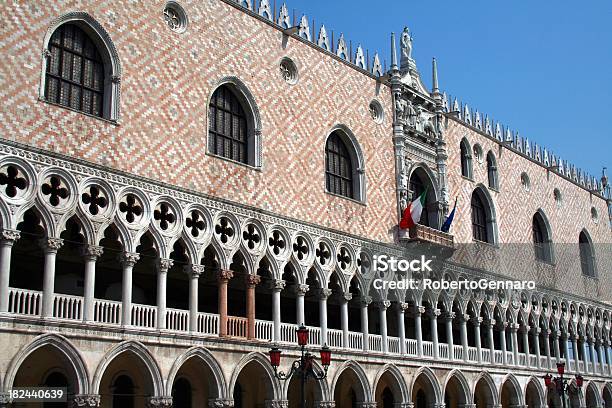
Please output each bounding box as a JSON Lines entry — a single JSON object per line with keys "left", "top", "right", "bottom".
{"left": 325, "top": 132, "right": 353, "bottom": 199}
{"left": 579, "top": 232, "right": 595, "bottom": 277}
{"left": 208, "top": 86, "right": 248, "bottom": 164}
{"left": 409, "top": 173, "right": 430, "bottom": 226}
{"left": 471, "top": 192, "right": 489, "bottom": 243}
{"left": 461, "top": 141, "right": 471, "bottom": 177}
{"left": 487, "top": 153, "right": 497, "bottom": 189}
{"left": 45, "top": 24, "right": 105, "bottom": 117}
{"left": 533, "top": 213, "right": 550, "bottom": 262}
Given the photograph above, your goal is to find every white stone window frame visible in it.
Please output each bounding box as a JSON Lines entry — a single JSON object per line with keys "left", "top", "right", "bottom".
{"left": 39, "top": 12, "right": 122, "bottom": 123}
{"left": 163, "top": 1, "right": 189, "bottom": 34}
{"left": 206, "top": 76, "right": 263, "bottom": 169}
{"left": 533, "top": 208, "right": 555, "bottom": 265}
{"left": 472, "top": 184, "right": 500, "bottom": 246}
{"left": 324, "top": 124, "right": 367, "bottom": 204}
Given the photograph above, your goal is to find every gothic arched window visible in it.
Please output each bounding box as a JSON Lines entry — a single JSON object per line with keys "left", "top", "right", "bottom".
{"left": 409, "top": 172, "right": 430, "bottom": 227}
{"left": 471, "top": 188, "right": 497, "bottom": 244}
{"left": 486, "top": 151, "right": 498, "bottom": 189}
{"left": 208, "top": 85, "right": 249, "bottom": 164}
{"left": 579, "top": 230, "right": 595, "bottom": 277}
{"left": 45, "top": 23, "right": 105, "bottom": 117}
{"left": 325, "top": 131, "right": 354, "bottom": 199}
{"left": 460, "top": 138, "right": 473, "bottom": 178}
{"left": 533, "top": 212, "right": 552, "bottom": 262}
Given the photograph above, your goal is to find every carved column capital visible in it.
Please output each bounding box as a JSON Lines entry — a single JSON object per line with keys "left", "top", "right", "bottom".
{"left": 218, "top": 269, "right": 234, "bottom": 282}
{"left": 378, "top": 300, "right": 391, "bottom": 310}
{"left": 271, "top": 279, "right": 286, "bottom": 291}
{"left": 208, "top": 399, "right": 235, "bottom": 408}
{"left": 471, "top": 316, "right": 483, "bottom": 326}
{"left": 398, "top": 302, "right": 410, "bottom": 312}
{"left": 342, "top": 292, "right": 353, "bottom": 302}
{"left": 0, "top": 229, "right": 20, "bottom": 243}
{"left": 359, "top": 295, "right": 372, "bottom": 307}
{"left": 73, "top": 394, "right": 101, "bottom": 407}
{"left": 111, "top": 74, "right": 121, "bottom": 84}
{"left": 265, "top": 400, "right": 288, "bottom": 408}
{"left": 319, "top": 288, "right": 333, "bottom": 300}
{"left": 415, "top": 305, "right": 425, "bottom": 315}
{"left": 119, "top": 251, "right": 140, "bottom": 267}
{"left": 246, "top": 274, "right": 261, "bottom": 287}
{"left": 157, "top": 258, "right": 174, "bottom": 273}
{"left": 314, "top": 402, "right": 336, "bottom": 408}
{"left": 429, "top": 308, "right": 441, "bottom": 318}
{"left": 82, "top": 244, "right": 103, "bottom": 260}
{"left": 146, "top": 396, "right": 173, "bottom": 408}
{"left": 40, "top": 237, "right": 63, "bottom": 253}
{"left": 295, "top": 283, "right": 309, "bottom": 295}
{"left": 444, "top": 311, "right": 456, "bottom": 321}
{"left": 185, "top": 264, "right": 205, "bottom": 278}
{"left": 0, "top": 392, "right": 10, "bottom": 405}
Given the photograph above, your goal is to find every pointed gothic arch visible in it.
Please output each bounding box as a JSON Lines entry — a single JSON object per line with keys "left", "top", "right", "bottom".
{"left": 324, "top": 124, "right": 366, "bottom": 202}
{"left": 471, "top": 185, "right": 499, "bottom": 244}
{"left": 408, "top": 165, "right": 441, "bottom": 228}
{"left": 533, "top": 209, "right": 554, "bottom": 263}
{"left": 331, "top": 360, "right": 373, "bottom": 405}
{"left": 460, "top": 138, "right": 473, "bottom": 179}
{"left": 166, "top": 347, "right": 227, "bottom": 400}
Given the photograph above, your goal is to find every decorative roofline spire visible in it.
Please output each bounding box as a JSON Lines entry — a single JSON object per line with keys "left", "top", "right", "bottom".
{"left": 390, "top": 32, "right": 398, "bottom": 71}
{"left": 432, "top": 57, "right": 439, "bottom": 93}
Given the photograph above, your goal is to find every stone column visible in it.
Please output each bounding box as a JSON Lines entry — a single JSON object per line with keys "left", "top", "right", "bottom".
{"left": 605, "top": 342, "right": 612, "bottom": 376}
{"left": 73, "top": 394, "right": 101, "bottom": 407}
{"left": 564, "top": 334, "right": 572, "bottom": 372}
{"left": 186, "top": 264, "right": 204, "bottom": 332}
{"left": 319, "top": 288, "right": 332, "bottom": 346}
{"left": 41, "top": 237, "right": 63, "bottom": 318}
{"left": 82, "top": 245, "right": 103, "bottom": 323}
{"left": 0, "top": 230, "right": 19, "bottom": 313}
{"left": 218, "top": 269, "right": 233, "bottom": 337}
{"left": 533, "top": 327, "right": 542, "bottom": 369}
{"left": 598, "top": 342, "right": 606, "bottom": 374}
{"left": 589, "top": 337, "right": 597, "bottom": 373}
{"left": 120, "top": 251, "right": 139, "bottom": 326}
{"left": 360, "top": 296, "right": 371, "bottom": 351}
{"left": 430, "top": 308, "right": 440, "bottom": 359}
{"left": 544, "top": 329, "right": 552, "bottom": 370}
{"left": 499, "top": 322, "right": 508, "bottom": 366}
{"left": 380, "top": 300, "right": 390, "bottom": 354}
{"left": 398, "top": 302, "right": 408, "bottom": 355}
{"left": 553, "top": 330, "right": 561, "bottom": 366}
{"left": 156, "top": 258, "right": 173, "bottom": 330}
{"left": 571, "top": 335, "right": 579, "bottom": 373}
{"left": 445, "top": 312, "right": 455, "bottom": 360}
{"left": 522, "top": 325, "right": 531, "bottom": 367}
{"left": 487, "top": 319, "right": 496, "bottom": 364}
{"left": 415, "top": 305, "right": 425, "bottom": 357}
{"left": 460, "top": 314, "right": 469, "bottom": 362}
{"left": 473, "top": 317, "right": 483, "bottom": 363}
{"left": 295, "top": 284, "right": 308, "bottom": 326}
{"left": 246, "top": 274, "right": 261, "bottom": 340}
{"left": 341, "top": 292, "right": 352, "bottom": 348}
{"left": 271, "top": 279, "right": 285, "bottom": 343}
{"left": 511, "top": 323, "right": 520, "bottom": 366}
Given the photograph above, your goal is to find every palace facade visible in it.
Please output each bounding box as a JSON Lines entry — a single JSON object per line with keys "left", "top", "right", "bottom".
{"left": 0, "top": 1, "right": 611, "bottom": 407}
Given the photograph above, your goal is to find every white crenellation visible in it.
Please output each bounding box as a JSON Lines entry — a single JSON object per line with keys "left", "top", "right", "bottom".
{"left": 336, "top": 33, "right": 348, "bottom": 60}
{"left": 484, "top": 115, "right": 492, "bottom": 135}
{"left": 474, "top": 110, "right": 482, "bottom": 130}
{"left": 258, "top": 0, "right": 272, "bottom": 20}
{"left": 371, "top": 53, "right": 382, "bottom": 76}
{"left": 495, "top": 123, "right": 502, "bottom": 141}
{"left": 317, "top": 25, "right": 330, "bottom": 51}
{"left": 277, "top": 3, "right": 290, "bottom": 28}
{"left": 354, "top": 45, "right": 365, "bottom": 69}
{"left": 297, "top": 15, "right": 310, "bottom": 40}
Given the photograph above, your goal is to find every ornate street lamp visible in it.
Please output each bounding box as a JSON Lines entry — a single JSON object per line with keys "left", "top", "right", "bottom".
{"left": 542, "top": 362, "right": 583, "bottom": 408}
{"left": 268, "top": 324, "right": 332, "bottom": 408}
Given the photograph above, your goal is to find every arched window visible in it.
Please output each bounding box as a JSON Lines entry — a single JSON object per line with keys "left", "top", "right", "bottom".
{"left": 460, "top": 138, "right": 473, "bottom": 178}
{"left": 208, "top": 85, "right": 249, "bottom": 164}
{"left": 486, "top": 151, "right": 498, "bottom": 189}
{"left": 45, "top": 23, "right": 105, "bottom": 117}
{"left": 471, "top": 188, "right": 497, "bottom": 244}
{"left": 579, "top": 230, "right": 596, "bottom": 277}
{"left": 325, "top": 130, "right": 364, "bottom": 200}
{"left": 408, "top": 167, "right": 439, "bottom": 228}
{"left": 533, "top": 212, "right": 552, "bottom": 262}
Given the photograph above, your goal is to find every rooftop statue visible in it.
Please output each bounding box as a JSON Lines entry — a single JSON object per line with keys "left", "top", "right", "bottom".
{"left": 400, "top": 26, "right": 413, "bottom": 63}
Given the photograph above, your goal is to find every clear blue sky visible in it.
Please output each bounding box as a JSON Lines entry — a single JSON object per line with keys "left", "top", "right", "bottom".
{"left": 289, "top": 0, "right": 611, "bottom": 178}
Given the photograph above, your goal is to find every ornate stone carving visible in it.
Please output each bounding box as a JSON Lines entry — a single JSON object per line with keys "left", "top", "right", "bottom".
{"left": 40, "top": 237, "right": 64, "bottom": 253}
{"left": 319, "top": 288, "right": 333, "bottom": 300}
{"left": 246, "top": 274, "right": 261, "bottom": 287}
{"left": 336, "top": 34, "right": 348, "bottom": 59}
{"left": 0, "top": 229, "right": 20, "bottom": 243}
{"left": 314, "top": 402, "right": 336, "bottom": 408}
{"left": 271, "top": 279, "right": 286, "bottom": 291}
{"left": 317, "top": 25, "right": 330, "bottom": 51}
{"left": 82, "top": 244, "right": 104, "bottom": 260}
{"left": 359, "top": 295, "right": 372, "bottom": 307}
{"left": 157, "top": 258, "right": 174, "bottom": 272}
{"left": 400, "top": 26, "right": 413, "bottom": 64}
{"left": 185, "top": 264, "right": 206, "bottom": 277}
{"left": 0, "top": 392, "right": 11, "bottom": 405}
{"left": 218, "top": 269, "right": 234, "bottom": 282}
{"left": 343, "top": 292, "right": 353, "bottom": 302}
{"left": 277, "top": 3, "right": 290, "bottom": 28}
{"left": 208, "top": 399, "right": 235, "bottom": 408}
{"left": 73, "top": 394, "right": 101, "bottom": 407}
{"left": 295, "top": 283, "right": 309, "bottom": 295}
{"left": 355, "top": 45, "right": 365, "bottom": 69}
{"left": 265, "top": 400, "right": 289, "bottom": 408}
{"left": 297, "top": 15, "right": 311, "bottom": 41}
{"left": 119, "top": 251, "right": 140, "bottom": 267}
{"left": 147, "top": 396, "right": 173, "bottom": 408}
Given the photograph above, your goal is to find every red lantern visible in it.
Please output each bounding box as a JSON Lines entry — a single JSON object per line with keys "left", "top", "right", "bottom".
{"left": 320, "top": 345, "right": 332, "bottom": 367}
{"left": 543, "top": 374, "right": 552, "bottom": 387}
{"left": 556, "top": 362, "right": 565, "bottom": 376}
{"left": 269, "top": 347, "right": 281, "bottom": 368}
{"left": 575, "top": 375, "right": 583, "bottom": 388}
{"left": 297, "top": 324, "right": 309, "bottom": 347}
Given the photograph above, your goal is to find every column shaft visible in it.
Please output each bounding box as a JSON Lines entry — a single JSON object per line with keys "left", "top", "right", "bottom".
{"left": 445, "top": 315, "right": 454, "bottom": 361}
{"left": 120, "top": 252, "right": 139, "bottom": 326}
{"left": 500, "top": 325, "right": 507, "bottom": 366}
{"left": 272, "top": 284, "right": 283, "bottom": 343}
{"left": 246, "top": 275, "right": 260, "bottom": 340}
{"left": 415, "top": 307, "right": 423, "bottom": 357}
{"left": 474, "top": 321, "right": 482, "bottom": 363}
{"left": 42, "top": 239, "right": 62, "bottom": 318}
{"left": 431, "top": 312, "right": 439, "bottom": 359}
{"left": 341, "top": 295, "right": 350, "bottom": 348}
{"left": 83, "top": 245, "right": 102, "bottom": 323}
{"left": 398, "top": 305, "right": 407, "bottom": 355}
{"left": 361, "top": 298, "right": 370, "bottom": 351}
{"left": 218, "top": 270, "right": 233, "bottom": 337}
{"left": 0, "top": 231, "right": 18, "bottom": 313}
{"left": 380, "top": 302, "right": 389, "bottom": 353}
{"left": 460, "top": 318, "right": 468, "bottom": 362}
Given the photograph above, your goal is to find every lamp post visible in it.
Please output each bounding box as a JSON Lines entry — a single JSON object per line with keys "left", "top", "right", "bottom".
{"left": 543, "top": 362, "right": 583, "bottom": 408}
{"left": 269, "top": 324, "right": 332, "bottom": 408}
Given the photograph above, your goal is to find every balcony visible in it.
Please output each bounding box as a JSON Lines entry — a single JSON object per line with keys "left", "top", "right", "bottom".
{"left": 4, "top": 288, "right": 611, "bottom": 377}
{"left": 400, "top": 224, "right": 455, "bottom": 255}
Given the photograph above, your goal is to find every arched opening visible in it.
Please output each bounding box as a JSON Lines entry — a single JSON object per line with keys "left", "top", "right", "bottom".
{"left": 460, "top": 138, "right": 473, "bottom": 179}
{"left": 10, "top": 208, "right": 46, "bottom": 301}
{"left": 374, "top": 369, "right": 405, "bottom": 408}
{"left": 12, "top": 344, "right": 81, "bottom": 407}
{"left": 408, "top": 167, "right": 440, "bottom": 228}
{"left": 131, "top": 231, "right": 158, "bottom": 307}
{"left": 171, "top": 378, "right": 192, "bottom": 408}
{"left": 470, "top": 188, "right": 497, "bottom": 244}
{"left": 199, "top": 245, "right": 221, "bottom": 315}
{"left": 98, "top": 350, "right": 157, "bottom": 408}
{"left": 525, "top": 379, "right": 542, "bottom": 408}
{"left": 579, "top": 230, "right": 596, "bottom": 277}
{"left": 54, "top": 217, "right": 87, "bottom": 299}
{"left": 444, "top": 374, "right": 469, "bottom": 408}
{"left": 547, "top": 386, "right": 562, "bottom": 408}
{"left": 171, "top": 353, "right": 222, "bottom": 407}
{"left": 585, "top": 383, "right": 599, "bottom": 408}
{"left": 567, "top": 383, "right": 581, "bottom": 408}
{"left": 486, "top": 151, "right": 498, "bottom": 189}
{"left": 348, "top": 276, "right": 363, "bottom": 336}
{"left": 304, "top": 269, "right": 322, "bottom": 329}
{"left": 603, "top": 385, "right": 612, "bottom": 408}
{"left": 254, "top": 257, "right": 274, "bottom": 326}
{"left": 327, "top": 271, "right": 343, "bottom": 331}
{"left": 95, "top": 224, "right": 124, "bottom": 306}
{"left": 232, "top": 359, "right": 275, "bottom": 408}
{"left": 412, "top": 371, "right": 439, "bottom": 408}
{"left": 280, "top": 264, "right": 298, "bottom": 325}
{"left": 333, "top": 366, "right": 368, "bottom": 407}
{"left": 473, "top": 377, "right": 496, "bottom": 408}
{"left": 227, "top": 252, "right": 248, "bottom": 335}
{"left": 533, "top": 212, "right": 553, "bottom": 263}
{"left": 501, "top": 378, "right": 521, "bottom": 408}
{"left": 287, "top": 367, "right": 325, "bottom": 408}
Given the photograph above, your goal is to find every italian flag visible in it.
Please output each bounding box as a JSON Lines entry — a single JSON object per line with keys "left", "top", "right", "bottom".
{"left": 399, "top": 188, "right": 428, "bottom": 229}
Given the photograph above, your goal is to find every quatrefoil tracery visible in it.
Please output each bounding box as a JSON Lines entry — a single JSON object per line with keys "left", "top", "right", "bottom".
{"left": 0, "top": 165, "right": 27, "bottom": 198}
{"left": 119, "top": 194, "right": 143, "bottom": 223}
{"left": 315, "top": 242, "right": 331, "bottom": 265}
{"left": 357, "top": 252, "right": 371, "bottom": 274}
{"left": 292, "top": 236, "right": 308, "bottom": 261}
{"left": 215, "top": 217, "right": 234, "bottom": 244}
{"left": 268, "top": 230, "right": 285, "bottom": 256}
{"left": 41, "top": 175, "right": 69, "bottom": 207}
{"left": 81, "top": 185, "right": 107, "bottom": 216}
{"left": 242, "top": 224, "right": 261, "bottom": 250}
{"left": 154, "top": 203, "right": 176, "bottom": 231}
{"left": 337, "top": 247, "right": 351, "bottom": 270}
{"left": 186, "top": 210, "right": 206, "bottom": 238}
